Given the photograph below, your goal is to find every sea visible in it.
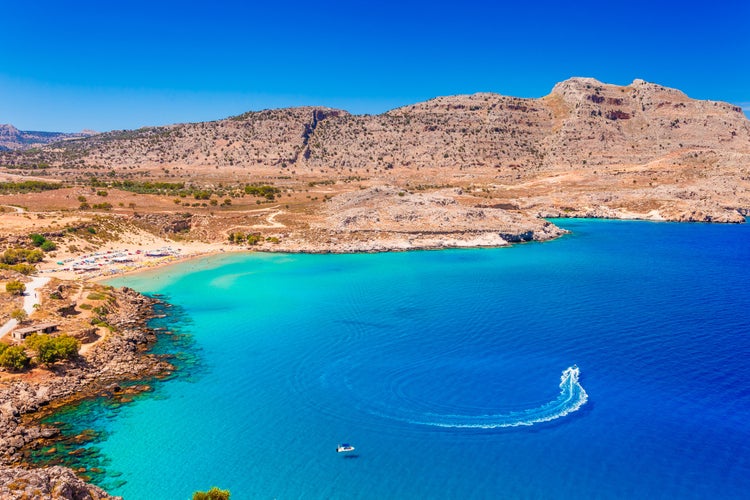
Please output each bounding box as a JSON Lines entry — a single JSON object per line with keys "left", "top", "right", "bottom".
{"left": 33, "top": 219, "right": 750, "bottom": 499}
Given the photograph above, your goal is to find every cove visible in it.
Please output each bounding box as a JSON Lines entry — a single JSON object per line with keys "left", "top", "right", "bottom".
{"left": 42, "top": 219, "right": 750, "bottom": 498}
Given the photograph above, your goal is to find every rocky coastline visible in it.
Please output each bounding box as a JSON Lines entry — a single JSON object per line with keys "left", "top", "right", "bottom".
{"left": 0, "top": 287, "right": 174, "bottom": 499}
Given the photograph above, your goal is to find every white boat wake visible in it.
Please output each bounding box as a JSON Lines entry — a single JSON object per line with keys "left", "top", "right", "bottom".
{"left": 396, "top": 365, "right": 588, "bottom": 429}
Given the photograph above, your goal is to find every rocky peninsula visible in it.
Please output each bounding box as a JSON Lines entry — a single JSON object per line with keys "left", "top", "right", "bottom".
{"left": 0, "top": 286, "right": 172, "bottom": 499}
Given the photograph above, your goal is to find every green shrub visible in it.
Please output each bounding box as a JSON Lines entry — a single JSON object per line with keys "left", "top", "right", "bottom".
{"left": 4, "top": 263, "right": 36, "bottom": 275}
{"left": 2, "top": 248, "right": 43, "bottom": 266}
{"left": 10, "top": 309, "right": 27, "bottom": 322}
{"left": 26, "top": 249, "right": 43, "bottom": 263}
{"left": 0, "top": 181, "right": 61, "bottom": 194}
{"left": 25, "top": 334, "right": 80, "bottom": 364}
{"left": 244, "top": 184, "right": 280, "bottom": 200}
{"left": 0, "top": 345, "right": 30, "bottom": 371}
{"left": 5, "top": 280, "right": 25, "bottom": 295}
{"left": 2, "top": 249, "right": 19, "bottom": 265}
{"left": 40, "top": 240, "right": 57, "bottom": 252}
{"left": 30, "top": 233, "right": 47, "bottom": 247}
{"left": 193, "top": 487, "right": 230, "bottom": 500}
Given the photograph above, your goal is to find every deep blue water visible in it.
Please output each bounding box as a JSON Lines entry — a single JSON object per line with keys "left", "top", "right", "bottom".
{"left": 42, "top": 219, "right": 750, "bottom": 498}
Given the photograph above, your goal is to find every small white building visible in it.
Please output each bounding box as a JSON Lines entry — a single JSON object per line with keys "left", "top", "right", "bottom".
{"left": 12, "top": 322, "right": 58, "bottom": 343}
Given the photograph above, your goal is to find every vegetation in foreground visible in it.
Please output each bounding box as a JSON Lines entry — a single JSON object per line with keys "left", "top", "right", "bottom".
{"left": 0, "top": 334, "right": 80, "bottom": 371}
{"left": 193, "top": 487, "right": 231, "bottom": 500}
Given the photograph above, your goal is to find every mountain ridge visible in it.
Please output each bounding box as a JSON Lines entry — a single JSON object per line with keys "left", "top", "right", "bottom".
{"left": 1, "top": 77, "right": 749, "bottom": 230}
{"left": 0, "top": 124, "right": 96, "bottom": 151}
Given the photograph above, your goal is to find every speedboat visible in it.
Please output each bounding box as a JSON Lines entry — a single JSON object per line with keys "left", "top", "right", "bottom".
{"left": 337, "top": 443, "right": 355, "bottom": 453}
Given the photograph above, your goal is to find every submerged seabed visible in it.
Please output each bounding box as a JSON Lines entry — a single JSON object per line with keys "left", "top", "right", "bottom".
{"left": 41, "top": 219, "right": 750, "bottom": 499}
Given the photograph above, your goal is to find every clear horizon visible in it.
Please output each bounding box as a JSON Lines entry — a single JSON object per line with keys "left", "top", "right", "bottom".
{"left": 2, "top": 0, "right": 749, "bottom": 133}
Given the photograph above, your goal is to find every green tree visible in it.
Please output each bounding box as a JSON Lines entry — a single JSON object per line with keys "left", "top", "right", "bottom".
{"left": 192, "top": 487, "right": 230, "bottom": 500}
{"left": 10, "top": 309, "right": 27, "bottom": 323}
{"left": 25, "top": 334, "right": 79, "bottom": 364}
{"left": 0, "top": 345, "right": 30, "bottom": 371}
{"left": 6, "top": 280, "right": 26, "bottom": 295}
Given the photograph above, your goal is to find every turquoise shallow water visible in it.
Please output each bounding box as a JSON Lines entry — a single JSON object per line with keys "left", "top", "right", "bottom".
{"left": 41, "top": 219, "right": 750, "bottom": 498}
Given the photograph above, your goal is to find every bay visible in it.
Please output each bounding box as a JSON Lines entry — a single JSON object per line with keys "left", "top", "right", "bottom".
{"left": 41, "top": 219, "right": 750, "bottom": 498}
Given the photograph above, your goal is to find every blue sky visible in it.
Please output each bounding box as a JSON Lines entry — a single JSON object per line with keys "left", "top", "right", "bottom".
{"left": 1, "top": 0, "right": 748, "bottom": 132}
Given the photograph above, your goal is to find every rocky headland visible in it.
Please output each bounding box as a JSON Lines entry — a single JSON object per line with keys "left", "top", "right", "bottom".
{"left": 0, "top": 287, "right": 171, "bottom": 499}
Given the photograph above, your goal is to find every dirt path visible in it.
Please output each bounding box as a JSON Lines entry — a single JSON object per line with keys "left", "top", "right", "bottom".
{"left": 225, "top": 207, "right": 287, "bottom": 234}
{"left": 0, "top": 204, "right": 25, "bottom": 213}
{"left": 0, "top": 276, "right": 50, "bottom": 338}
{"left": 250, "top": 210, "right": 285, "bottom": 229}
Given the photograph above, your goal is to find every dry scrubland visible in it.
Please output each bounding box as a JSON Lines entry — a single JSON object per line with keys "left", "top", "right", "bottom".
{"left": 1, "top": 77, "right": 749, "bottom": 258}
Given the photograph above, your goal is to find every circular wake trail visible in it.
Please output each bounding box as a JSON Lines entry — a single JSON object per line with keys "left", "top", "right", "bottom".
{"left": 399, "top": 366, "right": 588, "bottom": 429}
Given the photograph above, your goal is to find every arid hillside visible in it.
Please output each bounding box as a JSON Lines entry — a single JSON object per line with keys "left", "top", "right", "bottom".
{"left": 1, "top": 77, "right": 749, "bottom": 252}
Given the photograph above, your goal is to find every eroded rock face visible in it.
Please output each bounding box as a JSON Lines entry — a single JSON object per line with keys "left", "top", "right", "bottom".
{"left": 133, "top": 213, "right": 193, "bottom": 234}
{"left": 0, "top": 465, "right": 120, "bottom": 500}
{"left": 287, "top": 186, "right": 566, "bottom": 252}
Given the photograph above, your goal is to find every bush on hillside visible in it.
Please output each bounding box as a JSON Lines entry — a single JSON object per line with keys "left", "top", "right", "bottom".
{"left": 25, "top": 334, "right": 80, "bottom": 364}
{"left": 0, "top": 345, "right": 30, "bottom": 371}
{"left": 5, "top": 280, "right": 25, "bottom": 295}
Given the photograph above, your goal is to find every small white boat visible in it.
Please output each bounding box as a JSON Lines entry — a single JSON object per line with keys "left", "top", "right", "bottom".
{"left": 336, "top": 443, "right": 355, "bottom": 453}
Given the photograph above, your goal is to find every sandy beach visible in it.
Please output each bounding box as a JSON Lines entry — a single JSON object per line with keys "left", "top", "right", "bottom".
{"left": 36, "top": 239, "right": 236, "bottom": 282}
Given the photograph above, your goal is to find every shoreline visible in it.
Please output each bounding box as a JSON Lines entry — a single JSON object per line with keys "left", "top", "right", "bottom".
{"left": 0, "top": 287, "right": 173, "bottom": 499}
{"left": 0, "top": 214, "right": 746, "bottom": 497}
{"left": 34, "top": 209, "right": 748, "bottom": 284}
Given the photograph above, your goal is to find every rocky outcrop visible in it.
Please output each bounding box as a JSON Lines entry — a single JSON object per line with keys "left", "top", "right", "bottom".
{"left": 133, "top": 212, "right": 193, "bottom": 234}
{"left": 0, "top": 287, "right": 171, "bottom": 497}
{"left": 321, "top": 186, "right": 563, "bottom": 237}
{"left": 255, "top": 186, "right": 567, "bottom": 253}
{"left": 538, "top": 201, "right": 745, "bottom": 223}
{"left": 0, "top": 465, "right": 118, "bottom": 499}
